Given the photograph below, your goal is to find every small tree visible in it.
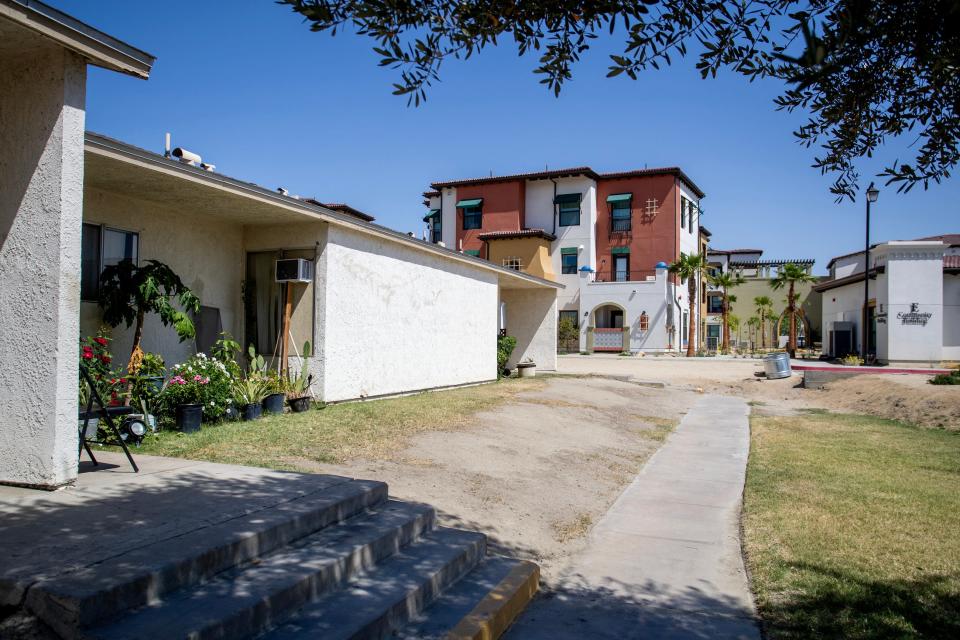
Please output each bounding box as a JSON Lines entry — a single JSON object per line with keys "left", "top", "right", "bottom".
{"left": 669, "top": 253, "right": 707, "bottom": 357}
{"left": 753, "top": 295, "right": 774, "bottom": 349}
{"left": 557, "top": 317, "right": 579, "bottom": 353}
{"left": 770, "top": 263, "right": 816, "bottom": 357}
{"left": 708, "top": 271, "right": 744, "bottom": 353}
{"left": 99, "top": 260, "right": 200, "bottom": 373}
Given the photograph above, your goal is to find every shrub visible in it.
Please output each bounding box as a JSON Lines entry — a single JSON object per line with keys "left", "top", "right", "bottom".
{"left": 840, "top": 354, "right": 864, "bottom": 366}
{"left": 497, "top": 335, "right": 517, "bottom": 378}
{"left": 161, "top": 353, "right": 233, "bottom": 421}
{"left": 930, "top": 370, "right": 960, "bottom": 385}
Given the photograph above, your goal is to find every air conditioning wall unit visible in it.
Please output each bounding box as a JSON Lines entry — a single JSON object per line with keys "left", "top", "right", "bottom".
{"left": 275, "top": 258, "right": 313, "bottom": 283}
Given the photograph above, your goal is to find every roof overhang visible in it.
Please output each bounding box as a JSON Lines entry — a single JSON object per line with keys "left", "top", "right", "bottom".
{"left": 84, "top": 132, "right": 563, "bottom": 292}
{"left": 0, "top": 0, "right": 154, "bottom": 78}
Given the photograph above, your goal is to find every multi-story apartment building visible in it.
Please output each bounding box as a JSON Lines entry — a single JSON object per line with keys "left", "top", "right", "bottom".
{"left": 705, "top": 249, "right": 819, "bottom": 351}
{"left": 422, "top": 166, "right": 705, "bottom": 353}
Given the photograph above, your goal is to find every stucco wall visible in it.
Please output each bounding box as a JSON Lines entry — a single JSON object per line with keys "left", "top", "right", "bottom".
{"left": 486, "top": 237, "right": 554, "bottom": 279}
{"left": 80, "top": 188, "right": 244, "bottom": 368}
{"left": 944, "top": 275, "right": 960, "bottom": 360}
{"left": 821, "top": 278, "right": 877, "bottom": 357}
{"left": 500, "top": 288, "right": 558, "bottom": 371}
{"left": 454, "top": 181, "right": 525, "bottom": 256}
{"left": 579, "top": 267, "right": 674, "bottom": 352}
{"left": 0, "top": 47, "right": 86, "bottom": 487}
{"left": 526, "top": 176, "right": 597, "bottom": 310}
{"left": 881, "top": 246, "right": 945, "bottom": 363}
{"left": 320, "top": 225, "right": 499, "bottom": 401}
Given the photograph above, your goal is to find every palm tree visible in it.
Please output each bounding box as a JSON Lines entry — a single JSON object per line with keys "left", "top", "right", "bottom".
{"left": 753, "top": 295, "right": 774, "bottom": 349}
{"left": 770, "top": 263, "right": 816, "bottom": 357}
{"left": 746, "top": 316, "right": 760, "bottom": 350}
{"left": 709, "top": 271, "right": 745, "bottom": 352}
{"left": 669, "top": 253, "right": 707, "bottom": 357}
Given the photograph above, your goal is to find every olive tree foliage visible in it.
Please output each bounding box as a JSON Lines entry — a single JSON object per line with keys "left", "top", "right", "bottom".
{"left": 279, "top": 0, "right": 960, "bottom": 200}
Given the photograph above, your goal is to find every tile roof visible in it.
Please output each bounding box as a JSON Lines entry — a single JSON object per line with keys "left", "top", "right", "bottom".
{"left": 303, "top": 200, "right": 375, "bottom": 222}
{"left": 477, "top": 229, "right": 557, "bottom": 241}
{"left": 430, "top": 166, "right": 705, "bottom": 198}
{"left": 946, "top": 255, "right": 960, "bottom": 269}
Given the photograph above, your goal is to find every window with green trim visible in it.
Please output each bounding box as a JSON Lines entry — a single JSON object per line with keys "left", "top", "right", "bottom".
{"left": 462, "top": 205, "right": 482, "bottom": 230}
{"left": 561, "top": 250, "right": 578, "bottom": 274}
{"left": 557, "top": 194, "right": 582, "bottom": 227}
{"left": 611, "top": 200, "right": 631, "bottom": 232}
{"left": 465, "top": 249, "right": 481, "bottom": 257}
{"left": 429, "top": 215, "right": 442, "bottom": 243}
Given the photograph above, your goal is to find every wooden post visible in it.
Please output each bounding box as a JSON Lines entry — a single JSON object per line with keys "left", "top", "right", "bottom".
{"left": 281, "top": 281, "right": 292, "bottom": 375}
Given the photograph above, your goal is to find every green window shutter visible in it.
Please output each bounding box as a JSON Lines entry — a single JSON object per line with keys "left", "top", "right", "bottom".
{"left": 611, "top": 246, "right": 631, "bottom": 255}
{"left": 422, "top": 208, "right": 440, "bottom": 222}
{"left": 456, "top": 198, "right": 483, "bottom": 208}
{"left": 464, "top": 249, "right": 480, "bottom": 256}
{"left": 553, "top": 193, "right": 582, "bottom": 205}
{"left": 606, "top": 193, "right": 632, "bottom": 203}
{"left": 560, "top": 247, "right": 578, "bottom": 255}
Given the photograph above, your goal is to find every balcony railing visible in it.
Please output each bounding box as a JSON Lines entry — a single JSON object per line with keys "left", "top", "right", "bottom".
{"left": 593, "top": 269, "right": 658, "bottom": 283}
{"left": 610, "top": 218, "right": 632, "bottom": 233}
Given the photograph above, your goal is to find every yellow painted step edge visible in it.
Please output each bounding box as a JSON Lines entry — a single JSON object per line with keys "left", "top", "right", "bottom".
{"left": 445, "top": 560, "right": 540, "bottom": 640}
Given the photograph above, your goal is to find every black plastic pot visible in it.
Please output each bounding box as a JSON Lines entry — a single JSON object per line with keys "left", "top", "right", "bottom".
{"left": 262, "top": 393, "right": 286, "bottom": 415}
{"left": 175, "top": 404, "right": 203, "bottom": 433}
{"left": 240, "top": 403, "right": 262, "bottom": 421}
{"left": 288, "top": 396, "right": 311, "bottom": 413}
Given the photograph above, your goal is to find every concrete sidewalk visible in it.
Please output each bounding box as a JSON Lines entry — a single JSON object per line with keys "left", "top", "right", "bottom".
{"left": 506, "top": 395, "right": 760, "bottom": 639}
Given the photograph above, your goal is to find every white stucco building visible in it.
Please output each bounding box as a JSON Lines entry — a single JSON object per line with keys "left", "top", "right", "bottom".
{"left": 0, "top": 2, "right": 560, "bottom": 489}
{"left": 815, "top": 235, "right": 960, "bottom": 364}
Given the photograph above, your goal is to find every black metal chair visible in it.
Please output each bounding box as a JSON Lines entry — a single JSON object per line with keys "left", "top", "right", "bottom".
{"left": 78, "top": 365, "right": 139, "bottom": 472}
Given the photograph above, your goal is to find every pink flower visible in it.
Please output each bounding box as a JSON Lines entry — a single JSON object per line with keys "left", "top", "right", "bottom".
{"left": 193, "top": 375, "right": 203, "bottom": 382}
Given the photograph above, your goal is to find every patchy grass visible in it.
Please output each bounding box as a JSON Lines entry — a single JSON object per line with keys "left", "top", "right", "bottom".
{"left": 553, "top": 513, "right": 593, "bottom": 543}
{"left": 130, "top": 378, "right": 546, "bottom": 470}
{"left": 744, "top": 412, "right": 960, "bottom": 639}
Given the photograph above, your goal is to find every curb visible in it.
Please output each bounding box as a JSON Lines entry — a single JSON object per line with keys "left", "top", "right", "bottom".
{"left": 445, "top": 560, "right": 540, "bottom": 640}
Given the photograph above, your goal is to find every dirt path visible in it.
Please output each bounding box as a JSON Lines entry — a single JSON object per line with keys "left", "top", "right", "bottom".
{"left": 298, "top": 376, "right": 699, "bottom": 580}
{"left": 558, "top": 355, "right": 960, "bottom": 429}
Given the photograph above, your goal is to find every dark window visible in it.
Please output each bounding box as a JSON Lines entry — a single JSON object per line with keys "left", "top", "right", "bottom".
{"left": 561, "top": 252, "right": 578, "bottom": 274}
{"left": 708, "top": 295, "right": 724, "bottom": 314}
{"left": 81, "top": 224, "right": 139, "bottom": 301}
{"left": 611, "top": 200, "right": 631, "bottom": 232}
{"left": 559, "top": 310, "right": 578, "bottom": 329}
{"left": 558, "top": 197, "right": 581, "bottom": 227}
{"left": 430, "top": 216, "right": 442, "bottom": 243}
{"left": 462, "top": 205, "right": 482, "bottom": 230}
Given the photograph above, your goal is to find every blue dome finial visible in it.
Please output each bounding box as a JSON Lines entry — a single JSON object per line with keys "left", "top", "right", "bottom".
{"left": 655, "top": 261, "right": 668, "bottom": 269}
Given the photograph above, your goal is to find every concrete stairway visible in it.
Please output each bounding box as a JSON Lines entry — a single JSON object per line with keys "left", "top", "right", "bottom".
{"left": 23, "top": 477, "right": 537, "bottom": 640}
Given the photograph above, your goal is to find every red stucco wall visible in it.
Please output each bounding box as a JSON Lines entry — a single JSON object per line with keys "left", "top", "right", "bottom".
{"left": 455, "top": 181, "right": 525, "bottom": 257}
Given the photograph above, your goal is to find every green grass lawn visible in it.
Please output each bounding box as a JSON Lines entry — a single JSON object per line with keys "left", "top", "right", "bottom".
{"left": 128, "top": 377, "right": 545, "bottom": 470}
{"left": 744, "top": 412, "right": 960, "bottom": 639}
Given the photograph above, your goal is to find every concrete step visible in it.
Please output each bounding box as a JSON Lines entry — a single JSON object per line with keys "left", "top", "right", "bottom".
{"left": 263, "top": 527, "right": 487, "bottom": 640}
{"left": 395, "top": 556, "right": 540, "bottom": 640}
{"left": 27, "top": 478, "right": 387, "bottom": 639}
{"left": 83, "top": 500, "right": 435, "bottom": 640}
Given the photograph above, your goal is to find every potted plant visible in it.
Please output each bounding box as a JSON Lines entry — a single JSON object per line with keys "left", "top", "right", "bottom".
{"left": 161, "top": 353, "right": 233, "bottom": 431}
{"left": 286, "top": 341, "right": 314, "bottom": 412}
{"left": 262, "top": 373, "right": 287, "bottom": 415}
{"left": 162, "top": 374, "right": 205, "bottom": 432}
{"left": 232, "top": 377, "right": 268, "bottom": 421}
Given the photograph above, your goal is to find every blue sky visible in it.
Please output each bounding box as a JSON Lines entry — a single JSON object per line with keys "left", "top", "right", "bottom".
{"left": 62, "top": 0, "right": 958, "bottom": 274}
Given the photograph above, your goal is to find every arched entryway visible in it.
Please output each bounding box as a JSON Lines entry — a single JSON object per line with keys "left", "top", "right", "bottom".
{"left": 775, "top": 308, "right": 811, "bottom": 348}
{"left": 589, "top": 303, "right": 629, "bottom": 352}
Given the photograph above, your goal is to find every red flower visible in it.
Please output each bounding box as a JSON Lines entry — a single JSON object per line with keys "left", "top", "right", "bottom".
{"left": 100, "top": 355, "right": 111, "bottom": 363}
{"left": 82, "top": 351, "right": 94, "bottom": 360}
{"left": 93, "top": 337, "right": 108, "bottom": 346}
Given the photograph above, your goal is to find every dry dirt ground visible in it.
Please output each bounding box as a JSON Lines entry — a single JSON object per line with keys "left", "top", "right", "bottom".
{"left": 300, "top": 376, "right": 699, "bottom": 580}
{"left": 558, "top": 355, "right": 960, "bottom": 429}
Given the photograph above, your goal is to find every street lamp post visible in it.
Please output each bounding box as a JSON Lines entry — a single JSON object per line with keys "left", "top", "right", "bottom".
{"left": 862, "top": 183, "right": 880, "bottom": 360}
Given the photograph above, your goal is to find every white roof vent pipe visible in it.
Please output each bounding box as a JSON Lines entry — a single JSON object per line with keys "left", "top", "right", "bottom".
{"left": 172, "top": 147, "right": 201, "bottom": 166}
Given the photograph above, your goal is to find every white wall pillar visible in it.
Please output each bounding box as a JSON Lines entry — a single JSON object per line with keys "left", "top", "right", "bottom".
{"left": 0, "top": 48, "right": 86, "bottom": 488}
{"left": 500, "top": 288, "right": 558, "bottom": 370}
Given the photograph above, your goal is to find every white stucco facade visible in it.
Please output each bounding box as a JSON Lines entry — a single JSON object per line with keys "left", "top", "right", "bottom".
{"left": 820, "top": 240, "right": 957, "bottom": 364}
{"left": 0, "top": 46, "right": 86, "bottom": 488}
{"left": 80, "top": 187, "right": 245, "bottom": 366}
{"left": 320, "top": 224, "right": 500, "bottom": 401}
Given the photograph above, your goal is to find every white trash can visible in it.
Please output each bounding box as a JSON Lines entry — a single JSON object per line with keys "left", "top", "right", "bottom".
{"left": 763, "top": 352, "right": 792, "bottom": 379}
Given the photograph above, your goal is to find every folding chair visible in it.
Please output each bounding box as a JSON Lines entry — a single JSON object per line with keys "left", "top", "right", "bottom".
{"left": 78, "top": 365, "right": 139, "bottom": 472}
